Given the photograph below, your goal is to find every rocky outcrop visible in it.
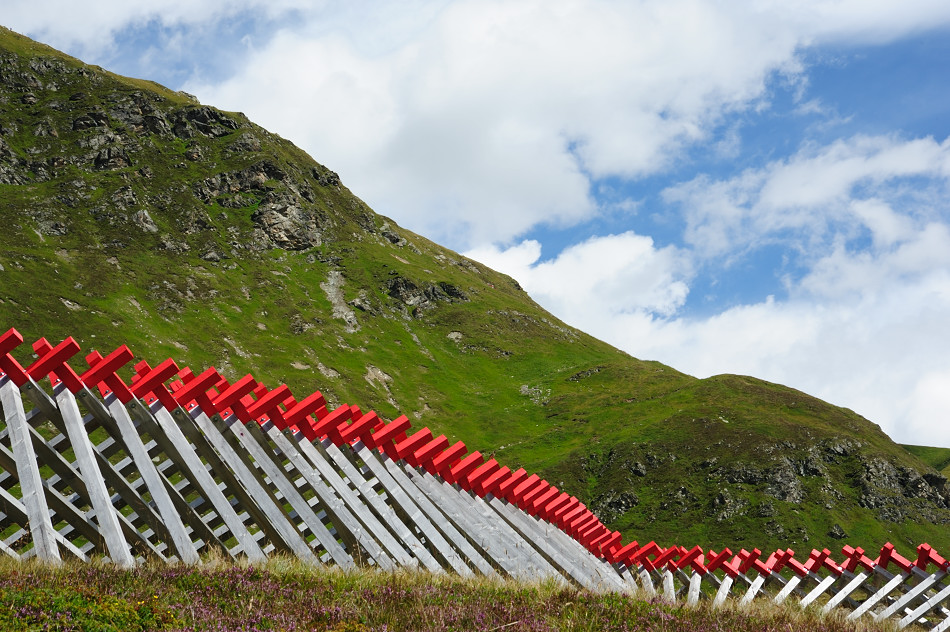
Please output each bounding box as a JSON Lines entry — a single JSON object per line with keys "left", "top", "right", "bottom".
{"left": 252, "top": 193, "right": 325, "bottom": 250}
{"left": 386, "top": 276, "right": 469, "bottom": 314}
{"left": 592, "top": 490, "right": 639, "bottom": 523}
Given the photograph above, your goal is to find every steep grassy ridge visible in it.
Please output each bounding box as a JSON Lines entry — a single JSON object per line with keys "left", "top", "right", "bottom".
{"left": 1, "top": 25, "right": 948, "bottom": 554}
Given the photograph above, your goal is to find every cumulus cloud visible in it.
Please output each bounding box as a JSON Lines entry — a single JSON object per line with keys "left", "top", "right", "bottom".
{"left": 639, "top": 268, "right": 950, "bottom": 447}
{"left": 466, "top": 232, "right": 692, "bottom": 321}
{"left": 180, "top": 0, "right": 950, "bottom": 250}
{"left": 184, "top": 0, "right": 814, "bottom": 248}
{"left": 4, "top": 0, "right": 301, "bottom": 54}
{"left": 666, "top": 134, "right": 950, "bottom": 258}
{"left": 472, "top": 230, "right": 950, "bottom": 445}
{"left": 11, "top": 1, "right": 950, "bottom": 249}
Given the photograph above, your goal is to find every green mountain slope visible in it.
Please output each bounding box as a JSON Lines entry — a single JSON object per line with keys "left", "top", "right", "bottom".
{"left": 1, "top": 25, "right": 947, "bottom": 554}
{"left": 903, "top": 445, "right": 950, "bottom": 479}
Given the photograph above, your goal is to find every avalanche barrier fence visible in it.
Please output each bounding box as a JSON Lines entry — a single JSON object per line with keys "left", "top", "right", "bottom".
{"left": 0, "top": 327, "right": 948, "bottom": 629}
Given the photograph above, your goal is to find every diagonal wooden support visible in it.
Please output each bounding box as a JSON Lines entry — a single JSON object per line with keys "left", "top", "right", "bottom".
{"left": 352, "top": 440, "right": 477, "bottom": 576}
{"left": 0, "top": 375, "right": 60, "bottom": 563}
{"left": 182, "top": 406, "right": 318, "bottom": 562}
{"left": 313, "top": 434, "right": 443, "bottom": 573}
{"left": 24, "top": 337, "right": 136, "bottom": 566}
{"left": 246, "top": 416, "right": 389, "bottom": 568}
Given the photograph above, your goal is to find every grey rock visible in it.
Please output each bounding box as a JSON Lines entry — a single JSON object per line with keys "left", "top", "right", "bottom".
{"left": 93, "top": 145, "right": 131, "bottom": 170}
{"left": 133, "top": 210, "right": 158, "bottom": 233}
{"left": 712, "top": 489, "right": 749, "bottom": 522}
{"left": 227, "top": 132, "right": 262, "bottom": 154}
{"left": 252, "top": 197, "right": 324, "bottom": 250}
{"left": 764, "top": 458, "right": 804, "bottom": 503}
{"left": 828, "top": 524, "right": 847, "bottom": 539}
{"left": 173, "top": 105, "right": 239, "bottom": 138}
{"left": 311, "top": 165, "right": 340, "bottom": 187}
{"left": 591, "top": 490, "right": 639, "bottom": 523}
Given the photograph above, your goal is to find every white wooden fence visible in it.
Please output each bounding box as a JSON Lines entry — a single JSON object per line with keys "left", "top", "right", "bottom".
{"left": 0, "top": 327, "right": 947, "bottom": 629}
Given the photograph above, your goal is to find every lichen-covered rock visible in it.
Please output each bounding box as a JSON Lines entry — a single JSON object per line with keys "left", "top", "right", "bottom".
{"left": 252, "top": 193, "right": 325, "bottom": 250}
{"left": 592, "top": 490, "right": 639, "bottom": 523}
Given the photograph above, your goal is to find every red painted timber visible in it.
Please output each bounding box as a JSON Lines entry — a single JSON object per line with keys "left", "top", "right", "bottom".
{"left": 27, "top": 337, "right": 83, "bottom": 391}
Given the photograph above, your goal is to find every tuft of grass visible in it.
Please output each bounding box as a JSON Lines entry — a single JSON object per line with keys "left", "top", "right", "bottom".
{"left": 0, "top": 556, "right": 904, "bottom": 632}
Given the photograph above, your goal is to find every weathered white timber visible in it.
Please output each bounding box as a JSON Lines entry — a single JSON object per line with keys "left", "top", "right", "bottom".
{"left": 66, "top": 388, "right": 186, "bottom": 559}
{"left": 167, "top": 405, "right": 281, "bottom": 554}
{"left": 313, "top": 436, "right": 443, "bottom": 573}
{"left": 823, "top": 571, "right": 869, "bottom": 613}
{"left": 254, "top": 421, "right": 393, "bottom": 569}
{"left": 616, "top": 566, "right": 639, "bottom": 593}
{"left": 0, "top": 377, "right": 60, "bottom": 562}
{"left": 899, "top": 581, "right": 950, "bottom": 629}
{"left": 7, "top": 405, "right": 126, "bottom": 557}
{"left": 130, "top": 400, "right": 266, "bottom": 562}
{"left": 799, "top": 573, "right": 839, "bottom": 608}
{"left": 686, "top": 572, "right": 703, "bottom": 605}
{"left": 639, "top": 568, "right": 657, "bottom": 597}
{"left": 490, "top": 496, "right": 626, "bottom": 592}
{"left": 740, "top": 574, "right": 767, "bottom": 605}
{"left": 713, "top": 575, "right": 734, "bottom": 608}
{"left": 773, "top": 574, "right": 803, "bottom": 604}
{"left": 662, "top": 570, "right": 677, "bottom": 602}
{"left": 187, "top": 409, "right": 317, "bottom": 561}
{"left": 355, "top": 442, "right": 477, "bottom": 577}
{"left": 47, "top": 383, "right": 135, "bottom": 566}
{"left": 104, "top": 394, "right": 200, "bottom": 563}
{"left": 408, "top": 466, "right": 561, "bottom": 583}
{"left": 545, "top": 521, "right": 631, "bottom": 592}
{"left": 122, "top": 402, "right": 234, "bottom": 546}
{"left": 219, "top": 415, "right": 353, "bottom": 567}
{"left": 875, "top": 571, "right": 945, "bottom": 622}
{"left": 0, "top": 484, "right": 88, "bottom": 561}
{"left": 379, "top": 452, "right": 497, "bottom": 577}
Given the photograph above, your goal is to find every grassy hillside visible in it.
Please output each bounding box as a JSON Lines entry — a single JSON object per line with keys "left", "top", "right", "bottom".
{"left": 902, "top": 445, "right": 950, "bottom": 478}
{"left": 1, "top": 25, "right": 948, "bottom": 554}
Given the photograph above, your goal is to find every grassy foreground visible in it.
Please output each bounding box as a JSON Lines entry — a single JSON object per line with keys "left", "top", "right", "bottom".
{"left": 0, "top": 557, "right": 899, "bottom": 632}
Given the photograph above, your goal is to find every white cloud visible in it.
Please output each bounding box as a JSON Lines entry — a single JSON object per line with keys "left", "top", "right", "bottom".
{"left": 12, "top": 1, "right": 950, "bottom": 249}
{"left": 466, "top": 232, "right": 692, "bottom": 321}
{"left": 667, "top": 134, "right": 950, "bottom": 258}
{"left": 4, "top": 0, "right": 304, "bottom": 55}
{"left": 186, "top": 0, "right": 812, "bottom": 248}
{"left": 482, "top": 236, "right": 950, "bottom": 446}
{"left": 642, "top": 267, "right": 950, "bottom": 446}
{"left": 907, "top": 370, "right": 950, "bottom": 448}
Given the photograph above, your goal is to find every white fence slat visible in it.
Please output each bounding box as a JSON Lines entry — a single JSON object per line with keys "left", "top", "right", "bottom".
{"left": 190, "top": 410, "right": 318, "bottom": 562}
{"left": 0, "top": 377, "right": 60, "bottom": 562}
{"left": 315, "top": 436, "right": 443, "bottom": 573}
{"left": 50, "top": 384, "right": 134, "bottom": 566}
{"left": 256, "top": 422, "right": 393, "bottom": 569}
{"left": 221, "top": 414, "right": 352, "bottom": 566}
{"left": 135, "top": 402, "right": 265, "bottom": 562}
{"left": 876, "top": 572, "right": 943, "bottom": 622}
{"left": 105, "top": 395, "right": 200, "bottom": 564}
{"left": 356, "top": 443, "right": 478, "bottom": 577}
{"left": 899, "top": 581, "right": 950, "bottom": 629}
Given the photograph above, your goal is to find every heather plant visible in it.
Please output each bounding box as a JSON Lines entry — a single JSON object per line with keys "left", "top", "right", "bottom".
{"left": 0, "top": 556, "right": 903, "bottom": 632}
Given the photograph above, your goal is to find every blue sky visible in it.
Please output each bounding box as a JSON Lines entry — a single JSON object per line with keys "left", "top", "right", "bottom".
{"left": 7, "top": 1, "right": 950, "bottom": 447}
